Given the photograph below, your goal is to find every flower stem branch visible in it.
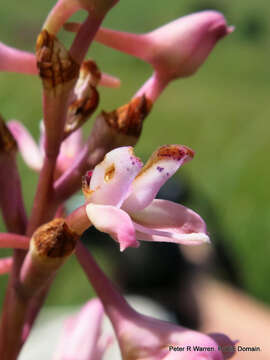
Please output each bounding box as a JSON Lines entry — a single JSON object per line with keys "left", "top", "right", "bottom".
{"left": 0, "top": 233, "right": 29, "bottom": 249}
{"left": 76, "top": 241, "right": 134, "bottom": 329}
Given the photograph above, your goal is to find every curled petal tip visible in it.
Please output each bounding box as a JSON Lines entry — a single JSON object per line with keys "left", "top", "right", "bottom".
{"left": 120, "top": 239, "right": 140, "bottom": 252}
{"left": 181, "top": 145, "right": 195, "bottom": 160}
{"left": 156, "top": 144, "right": 195, "bottom": 163}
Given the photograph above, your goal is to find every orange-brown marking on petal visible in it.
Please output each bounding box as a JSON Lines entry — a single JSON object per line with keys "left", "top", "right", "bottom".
{"left": 0, "top": 115, "right": 17, "bottom": 154}
{"left": 104, "top": 163, "right": 115, "bottom": 182}
{"left": 136, "top": 145, "right": 194, "bottom": 178}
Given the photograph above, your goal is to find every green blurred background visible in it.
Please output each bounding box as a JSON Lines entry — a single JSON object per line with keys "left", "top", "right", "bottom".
{"left": 0, "top": 0, "right": 269, "bottom": 306}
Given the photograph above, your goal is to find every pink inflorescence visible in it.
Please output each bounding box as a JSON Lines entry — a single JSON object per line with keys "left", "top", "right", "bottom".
{"left": 0, "top": 1, "right": 236, "bottom": 360}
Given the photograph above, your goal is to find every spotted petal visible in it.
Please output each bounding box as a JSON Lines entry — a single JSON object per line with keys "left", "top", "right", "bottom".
{"left": 8, "top": 121, "right": 43, "bottom": 171}
{"left": 122, "top": 145, "right": 194, "bottom": 212}
{"left": 86, "top": 203, "right": 139, "bottom": 251}
{"left": 131, "top": 199, "right": 209, "bottom": 245}
{"left": 85, "top": 146, "right": 143, "bottom": 207}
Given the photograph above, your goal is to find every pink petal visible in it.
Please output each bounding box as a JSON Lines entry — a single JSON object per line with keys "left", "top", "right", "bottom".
{"left": 86, "top": 147, "right": 143, "bottom": 207}
{"left": 53, "top": 299, "right": 105, "bottom": 360}
{"left": 131, "top": 199, "right": 209, "bottom": 245}
{"left": 86, "top": 203, "right": 139, "bottom": 251}
{"left": 56, "top": 129, "right": 84, "bottom": 175}
{"left": 122, "top": 145, "right": 194, "bottom": 212}
{"left": 7, "top": 121, "right": 43, "bottom": 172}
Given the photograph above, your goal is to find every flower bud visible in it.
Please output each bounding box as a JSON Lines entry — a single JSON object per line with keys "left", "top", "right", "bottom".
{"left": 96, "top": 11, "right": 233, "bottom": 80}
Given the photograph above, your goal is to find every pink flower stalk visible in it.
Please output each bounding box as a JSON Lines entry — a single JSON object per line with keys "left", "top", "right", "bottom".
{"left": 53, "top": 298, "right": 113, "bottom": 360}
{"left": 83, "top": 145, "right": 209, "bottom": 251}
{"left": 8, "top": 121, "right": 84, "bottom": 177}
{"left": 0, "top": 233, "right": 29, "bottom": 250}
{"left": 0, "top": 41, "right": 119, "bottom": 86}
{"left": 0, "top": 257, "right": 12, "bottom": 275}
{"left": 94, "top": 11, "right": 234, "bottom": 101}
{"left": 76, "top": 242, "right": 236, "bottom": 360}
{"left": 0, "top": 42, "right": 37, "bottom": 75}
{"left": 43, "top": 0, "right": 119, "bottom": 36}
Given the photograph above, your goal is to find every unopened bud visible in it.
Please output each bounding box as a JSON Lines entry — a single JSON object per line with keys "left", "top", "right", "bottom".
{"left": 36, "top": 30, "right": 79, "bottom": 92}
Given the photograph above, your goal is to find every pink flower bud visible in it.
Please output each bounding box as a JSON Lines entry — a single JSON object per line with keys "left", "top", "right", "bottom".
{"left": 95, "top": 11, "right": 234, "bottom": 101}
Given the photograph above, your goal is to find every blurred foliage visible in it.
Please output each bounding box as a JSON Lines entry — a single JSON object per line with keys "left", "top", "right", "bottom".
{"left": 0, "top": 0, "right": 270, "bottom": 307}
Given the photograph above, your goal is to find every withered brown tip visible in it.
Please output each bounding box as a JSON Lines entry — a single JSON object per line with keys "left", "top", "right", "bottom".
{"left": 36, "top": 29, "right": 79, "bottom": 89}
{"left": 0, "top": 115, "right": 17, "bottom": 153}
{"left": 102, "top": 95, "right": 152, "bottom": 137}
{"left": 81, "top": 60, "right": 101, "bottom": 85}
{"left": 32, "top": 218, "right": 78, "bottom": 259}
{"left": 157, "top": 145, "right": 194, "bottom": 161}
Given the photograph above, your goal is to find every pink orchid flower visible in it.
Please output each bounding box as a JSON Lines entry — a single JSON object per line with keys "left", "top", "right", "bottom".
{"left": 112, "top": 308, "right": 236, "bottom": 360}
{"left": 7, "top": 121, "right": 83, "bottom": 177}
{"left": 94, "top": 11, "right": 234, "bottom": 101}
{"left": 83, "top": 145, "right": 209, "bottom": 251}
{"left": 76, "top": 243, "right": 236, "bottom": 360}
{"left": 53, "top": 298, "right": 113, "bottom": 360}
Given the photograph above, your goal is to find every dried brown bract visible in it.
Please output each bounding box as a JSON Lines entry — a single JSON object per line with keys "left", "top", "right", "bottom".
{"left": 102, "top": 95, "right": 152, "bottom": 137}
{"left": 36, "top": 30, "right": 79, "bottom": 91}
{"left": 31, "top": 218, "right": 78, "bottom": 261}
{"left": 0, "top": 115, "right": 17, "bottom": 154}
{"left": 65, "top": 60, "right": 100, "bottom": 136}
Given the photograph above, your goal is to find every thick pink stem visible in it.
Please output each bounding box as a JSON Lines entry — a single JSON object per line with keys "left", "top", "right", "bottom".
{"left": 76, "top": 242, "right": 135, "bottom": 332}
{"left": 70, "top": 14, "right": 104, "bottom": 65}
{"left": 26, "top": 154, "right": 57, "bottom": 236}
{"left": 43, "top": 0, "right": 80, "bottom": 35}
